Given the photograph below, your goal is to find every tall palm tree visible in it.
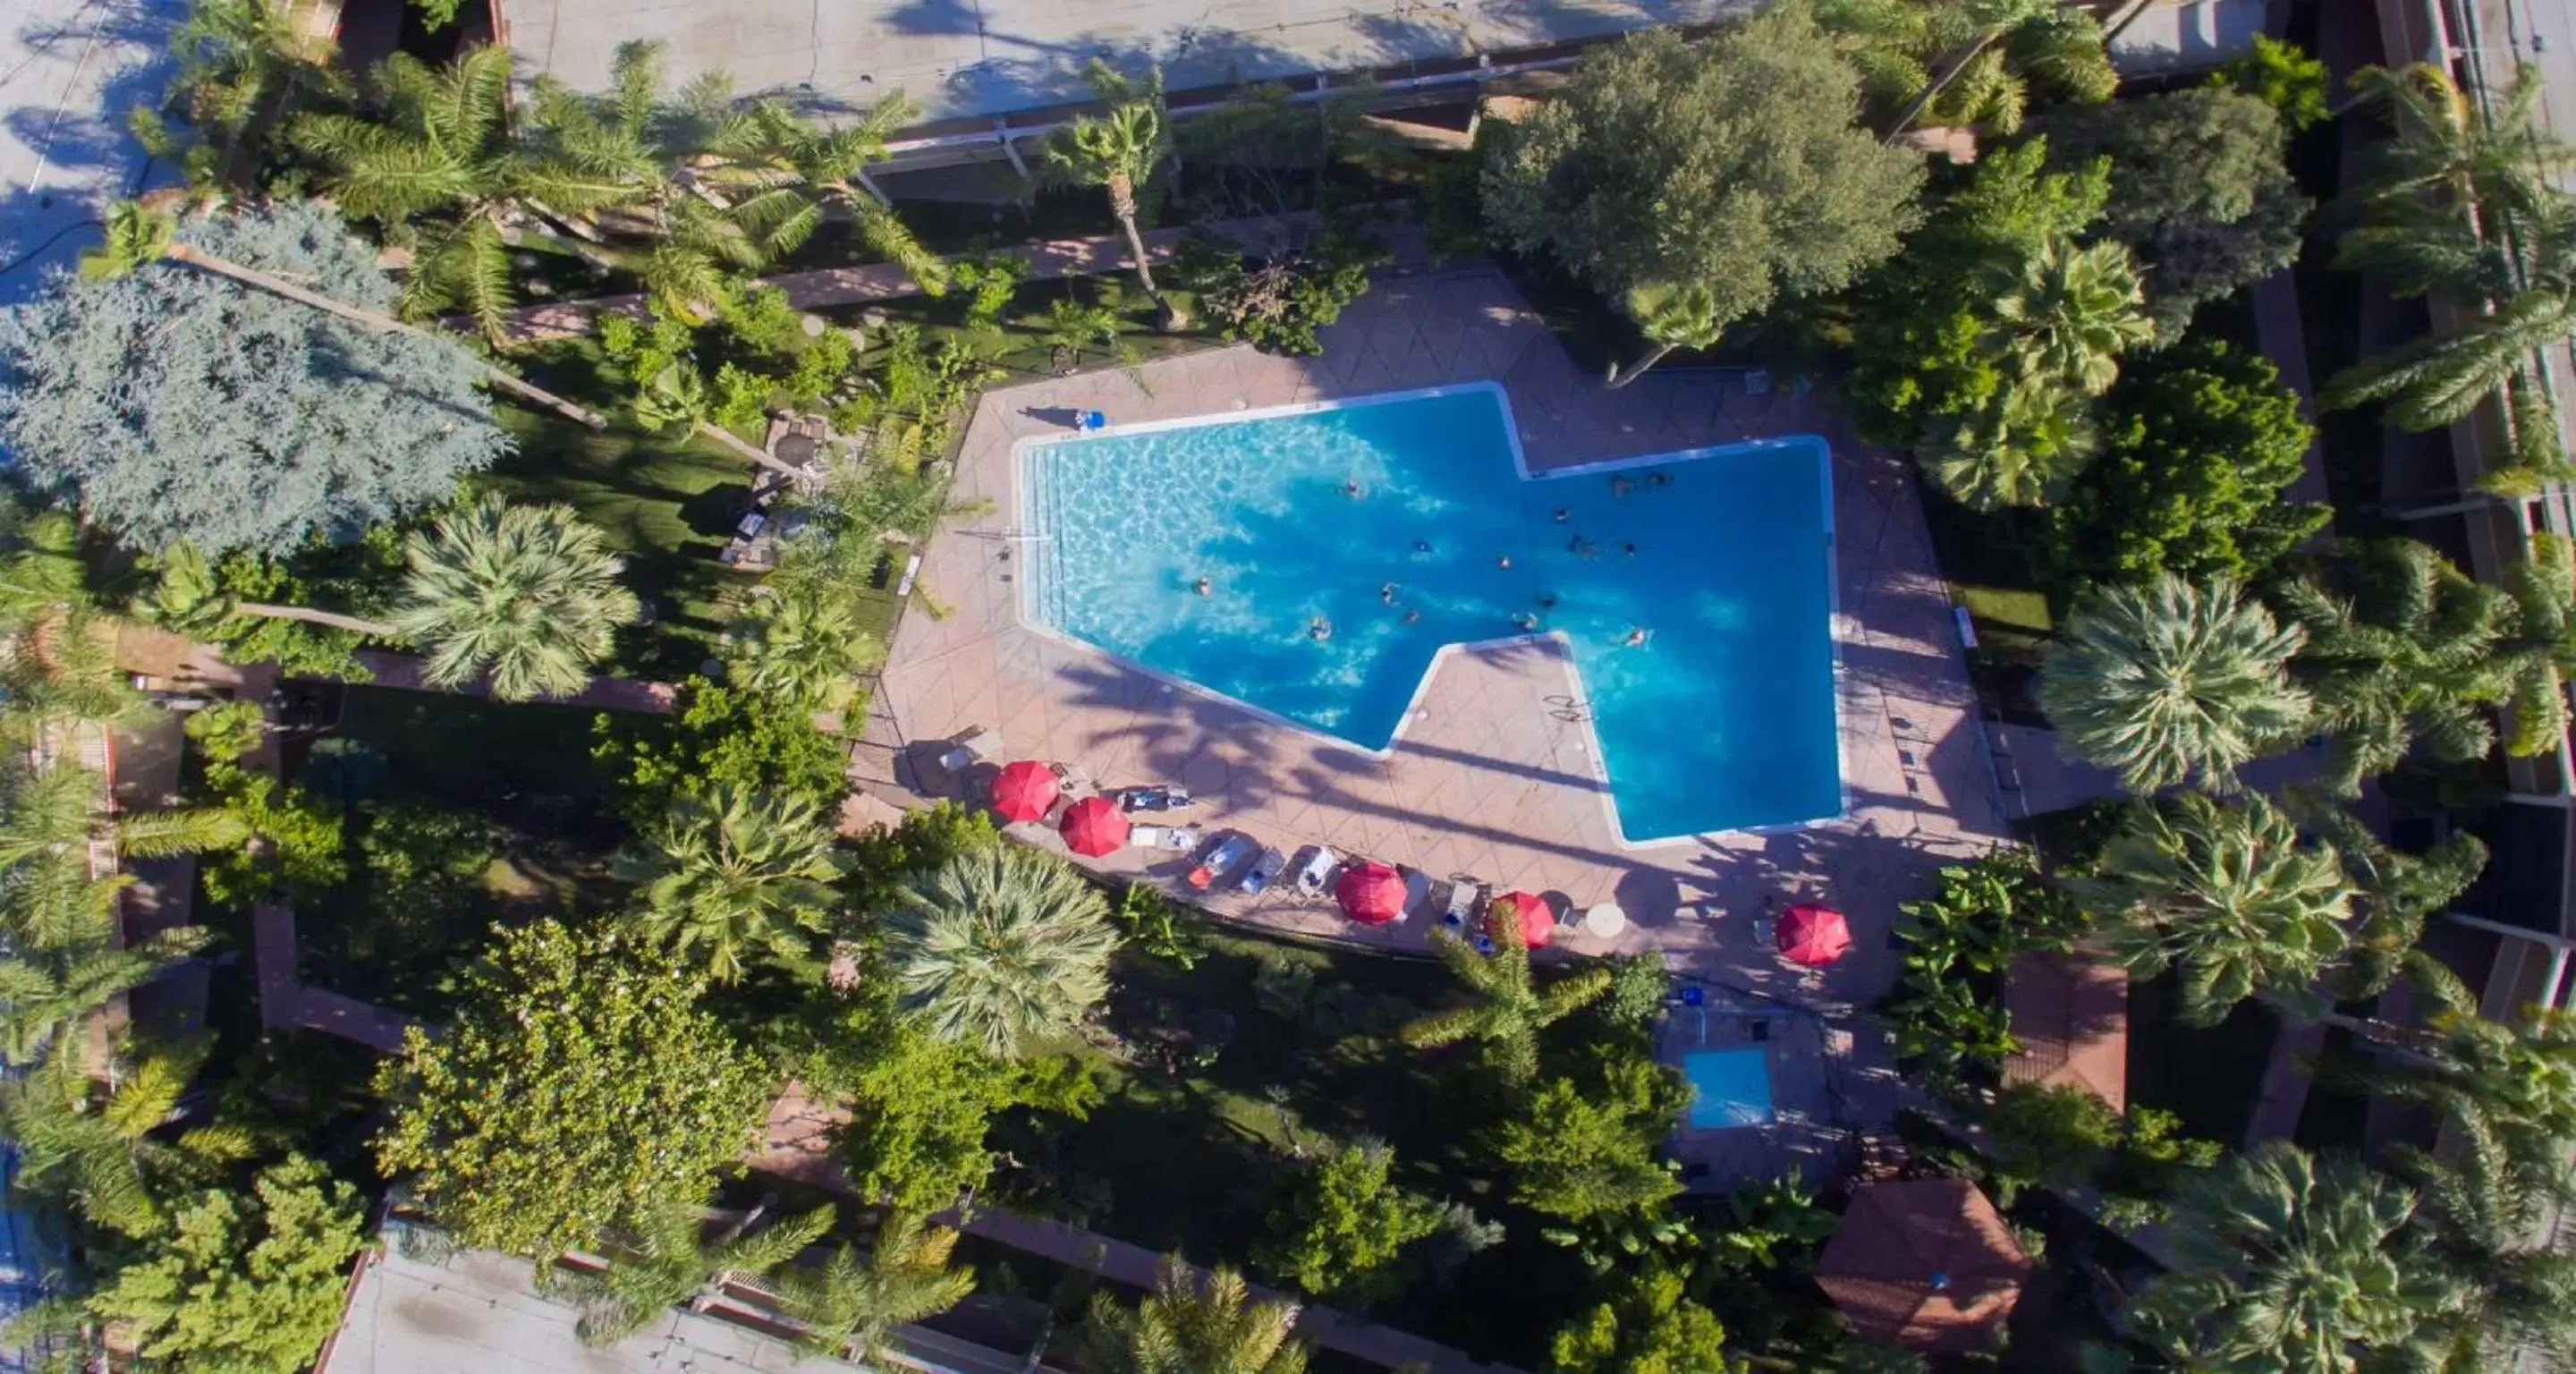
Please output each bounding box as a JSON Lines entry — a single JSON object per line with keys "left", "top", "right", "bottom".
{"left": 886, "top": 845, "right": 1120, "bottom": 1058}
{"left": 2037, "top": 573, "right": 2312, "bottom": 793}
{"left": 0, "top": 607, "right": 152, "bottom": 744}
{"left": 776, "top": 1210, "right": 976, "bottom": 1365}
{"left": 569, "top": 1196, "right": 835, "bottom": 1346}
{"left": 0, "top": 763, "right": 248, "bottom": 874}
{"left": 1845, "top": 0, "right": 2116, "bottom": 141}
{"left": 386, "top": 495, "right": 642, "bottom": 702}
{"left": 158, "top": 0, "right": 352, "bottom": 184}
{"left": 2071, "top": 792, "right": 2354, "bottom": 1027}
{"left": 1606, "top": 282, "right": 1724, "bottom": 390}
{"left": 1979, "top": 237, "right": 2152, "bottom": 397}
{"left": 1083, "top": 1258, "right": 1308, "bottom": 1374}
{"left": 0, "top": 934, "right": 213, "bottom": 1065}
{"left": 719, "top": 580, "right": 880, "bottom": 713}
{"left": 1046, "top": 63, "right": 1184, "bottom": 329}
{"left": 2270, "top": 539, "right": 2514, "bottom": 796}
{"left": 1400, "top": 915, "right": 1611, "bottom": 1082}
{"left": 2490, "top": 530, "right": 2576, "bottom": 756}
{"left": 2393, "top": 1114, "right": 2576, "bottom": 1367}
{"left": 714, "top": 95, "right": 946, "bottom": 294}
{"left": 2281, "top": 793, "right": 2485, "bottom": 1004}
{"left": 612, "top": 786, "right": 840, "bottom": 983}
{"left": 2128, "top": 1142, "right": 2467, "bottom": 1372}
{"left": 2385, "top": 962, "right": 2576, "bottom": 1172}
{"left": 290, "top": 47, "right": 632, "bottom": 337}
{"left": 1917, "top": 374, "right": 2099, "bottom": 511}
{"left": 3, "top": 1045, "right": 256, "bottom": 1236}
{"left": 82, "top": 201, "right": 607, "bottom": 428}
{"left": 2326, "top": 287, "right": 2576, "bottom": 431}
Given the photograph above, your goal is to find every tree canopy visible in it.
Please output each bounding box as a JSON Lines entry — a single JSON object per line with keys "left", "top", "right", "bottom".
{"left": 1482, "top": 15, "right": 1923, "bottom": 335}
{"left": 372, "top": 920, "right": 769, "bottom": 1255}
{"left": 0, "top": 202, "right": 512, "bottom": 555}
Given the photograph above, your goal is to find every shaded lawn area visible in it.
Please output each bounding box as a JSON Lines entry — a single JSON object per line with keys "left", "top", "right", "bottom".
{"left": 810, "top": 270, "right": 1216, "bottom": 385}
{"left": 994, "top": 925, "right": 1593, "bottom": 1370}
{"left": 2126, "top": 970, "right": 2276, "bottom": 1149}
{"left": 486, "top": 360, "right": 764, "bottom": 680}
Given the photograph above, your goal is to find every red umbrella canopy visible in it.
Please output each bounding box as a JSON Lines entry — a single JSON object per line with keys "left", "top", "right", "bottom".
{"left": 1777, "top": 903, "right": 1852, "bottom": 965}
{"left": 1059, "top": 795, "right": 1131, "bottom": 857}
{"left": 1336, "top": 861, "right": 1407, "bottom": 926}
{"left": 1491, "top": 891, "right": 1554, "bottom": 949}
{"left": 989, "top": 760, "right": 1057, "bottom": 823}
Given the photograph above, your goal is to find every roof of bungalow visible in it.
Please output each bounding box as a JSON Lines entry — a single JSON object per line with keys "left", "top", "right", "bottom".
{"left": 2003, "top": 949, "right": 2128, "bottom": 1115}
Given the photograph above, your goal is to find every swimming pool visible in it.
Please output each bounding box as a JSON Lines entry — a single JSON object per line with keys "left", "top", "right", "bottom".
{"left": 1018, "top": 383, "right": 1841, "bottom": 842}
{"left": 1682, "top": 1047, "right": 1776, "bottom": 1129}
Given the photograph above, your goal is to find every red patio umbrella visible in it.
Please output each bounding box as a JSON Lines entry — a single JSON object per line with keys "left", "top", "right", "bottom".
{"left": 1777, "top": 903, "right": 1852, "bottom": 966}
{"left": 1491, "top": 891, "right": 1554, "bottom": 949}
{"left": 989, "top": 760, "right": 1058, "bottom": 823}
{"left": 1336, "top": 861, "right": 1407, "bottom": 926}
{"left": 1059, "top": 795, "right": 1131, "bottom": 857}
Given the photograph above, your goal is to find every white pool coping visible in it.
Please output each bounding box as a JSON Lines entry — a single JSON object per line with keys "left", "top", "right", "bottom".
{"left": 1008, "top": 381, "right": 1851, "bottom": 850}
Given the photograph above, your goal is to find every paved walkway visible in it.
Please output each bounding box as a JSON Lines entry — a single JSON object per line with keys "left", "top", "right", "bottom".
{"left": 503, "top": 215, "right": 1352, "bottom": 344}
{"left": 342, "top": 649, "right": 677, "bottom": 715}
{"left": 250, "top": 903, "right": 419, "bottom": 1054}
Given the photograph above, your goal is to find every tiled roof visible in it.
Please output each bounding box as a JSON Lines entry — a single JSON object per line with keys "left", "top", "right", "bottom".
{"left": 2004, "top": 949, "right": 2129, "bottom": 1114}
{"left": 1815, "top": 1179, "right": 2031, "bottom": 1354}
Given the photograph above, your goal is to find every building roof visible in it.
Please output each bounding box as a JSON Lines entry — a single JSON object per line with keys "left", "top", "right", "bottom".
{"left": 493, "top": 0, "right": 1749, "bottom": 129}
{"left": 1813, "top": 1178, "right": 2031, "bottom": 1354}
{"left": 2003, "top": 950, "right": 2129, "bottom": 1114}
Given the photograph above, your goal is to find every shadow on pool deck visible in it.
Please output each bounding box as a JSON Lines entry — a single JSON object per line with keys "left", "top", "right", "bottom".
{"left": 862, "top": 264, "right": 2009, "bottom": 1164}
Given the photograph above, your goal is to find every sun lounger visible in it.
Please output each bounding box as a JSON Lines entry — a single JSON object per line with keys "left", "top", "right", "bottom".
{"left": 1114, "top": 785, "right": 1193, "bottom": 812}
{"left": 1443, "top": 880, "right": 1485, "bottom": 928}
{"left": 1241, "top": 848, "right": 1288, "bottom": 895}
{"left": 1292, "top": 846, "right": 1339, "bottom": 896}
{"left": 937, "top": 728, "right": 1002, "bottom": 774}
{"left": 1188, "top": 834, "right": 1259, "bottom": 890}
{"left": 1131, "top": 825, "right": 1201, "bottom": 852}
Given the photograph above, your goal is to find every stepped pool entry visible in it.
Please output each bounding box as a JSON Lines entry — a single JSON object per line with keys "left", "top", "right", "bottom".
{"left": 1016, "top": 384, "right": 1842, "bottom": 843}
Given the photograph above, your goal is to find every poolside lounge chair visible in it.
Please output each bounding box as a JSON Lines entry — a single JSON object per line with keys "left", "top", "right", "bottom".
{"left": 1292, "top": 846, "right": 1339, "bottom": 896}
{"left": 1188, "top": 834, "right": 1259, "bottom": 890}
{"left": 937, "top": 728, "right": 1003, "bottom": 775}
{"left": 1241, "top": 848, "right": 1288, "bottom": 895}
{"left": 1443, "top": 880, "right": 1485, "bottom": 929}
{"left": 1132, "top": 825, "right": 1202, "bottom": 852}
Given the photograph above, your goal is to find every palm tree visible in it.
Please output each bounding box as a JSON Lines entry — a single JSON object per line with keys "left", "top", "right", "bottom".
{"left": 2281, "top": 793, "right": 2485, "bottom": 1003}
{"left": 569, "top": 1196, "right": 835, "bottom": 1346}
{"left": 776, "top": 1211, "right": 976, "bottom": 1365}
{"left": 2270, "top": 539, "right": 2514, "bottom": 796}
{"left": 290, "top": 47, "right": 633, "bottom": 337}
{"left": 1046, "top": 63, "right": 1185, "bottom": 329}
{"left": 0, "top": 934, "right": 213, "bottom": 1065}
{"left": 2490, "top": 530, "right": 2576, "bottom": 756}
{"left": 82, "top": 201, "right": 608, "bottom": 429}
{"left": 1979, "top": 237, "right": 2152, "bottom": 397}
{"left": 0, "top": 607, "right": 152, "bottom": 742}
{"left": 886, "top": 845, "right": 1121, "bottom": 1058}
{"left": 1083, "top": 1258, "right": 1308, "bottom": 1374}
{"left": 0, "top": 762, "right": 247, "bottom": 874}
{"left": 2071, "top": 792, "right": 2354, "bottom": 1027}
{"left": 1400, "top": 915, "right": 1611, "bottom": 1081}
{"left": 157, "top": 0, "right": 352, "bottom": 184}
{"left": 1918, "top": 375, "right": 2099, "bottom": 511}
{"left": 715, "top": 95, "right": 946, "bottom": 294}
{"left": 3, "top": 1044, "right": 256, "bottom": 1236}
{"left": 2384, "top": 963, "right": 2576, "bottom": 1171}
{"left": 612, "top": 786, "right": 840, "bottom": 983}
{"left": 2393, "top": 1114, "right": 2576, "bottom": 1367}
{"left": 719, "top": 580, "right": 881, "bottom": 713}
{"left": 1606, "top": 282, "right": 1724, "bottom": 390}
{"left": 2127, "top": 1142, "right": 2467, "bottom": 1372}
{"left": 1852, "top": 0, "right": 2117, "bottom": 141}
{"left": 2037, "top": 573, "right": 2311, "bottom": 793}
{"left": 2326, "top": 287, "right": 2576, "bottom": 431}
{"left": 386, "top": 495, "right": 642, "bottom": 702}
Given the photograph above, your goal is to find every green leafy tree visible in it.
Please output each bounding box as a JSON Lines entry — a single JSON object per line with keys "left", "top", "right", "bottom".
{"left": 386, "top": 495, "right": 641, "bottom": 703}
{"left": 154, "top": 0, "right": 354, "bottom": 187}
{"left": 613, "top": 786, "right": 841, "bottom": 983}
{"left": 1606, "top": 282, "right": 1724, "bottom": 389}
{"left": 806, "top": 1012, "right": 1072, "bottom": 1213}
{"left": 372, "top": 920, "right": 768, "bottom": 1255}
{"left": 1885, "top": 847, "right": 2087, "bottom": 1083}
{"left": 0, "top": 202, "right": 512, "bottom": 556}
{"left": 289, "top": 47, "right": 634, "bottom": 336}
{"left": 2038, "top": 573, "right": 2310, "bottom": 793}
{"left": 777, "top": 1211, "right": 978, "bottom": 1365}
{"left": 2039, "top": 89, "right": 2312, "bottom": 340}
{"left": 2271, "top": 539, "right": 2514, "bottom": 796}
{"left": 2042, "top": 340, "right": 2325, "bottom": 590}
{"left": 84, "top": 1154, "right": 367, "bottom": 1374}
{"left": 1401, "top": 918, "right": 1611, "bottom": 1081}
{"left": 1983, "top": 1081, "right": 2121, "bottom": 1198}
{"left": 886, "top": 845, "right": 1120, "bottom": 1059}
{"left": 2213, "top": 36, "right": 2332, "bottom": 132}
{"left": 4, "top": 1044, "right": 254, "bottom": 1238}
{"left": 1549, "top": 1265, "right": 1730, "bottom": 1374}
{"left": 2386, "top": 966, "right": 2576, "bottom": 1172}
{"left": 596, "top": 677, "right": 847, "bottom": 818}
{"left": 1597, "top": 950, "right": 1670, "bottom": 1029}
{"left": 1184, "top": 231, "right": 1386, "bottom": 357}
{"left": 1488, "top": 1049, "right": 1686, "bottom": 1220}
{"left": 1046, "top": 64, "right": 1184, "bottom": 327}
{"left": 2127, "top": 1143, "right": 2468, "bottom": 1372}
{"left": 1482, "top": 18, "right": 1923, "bottom": 334}
{"left": 1702, "top": 1176, "right": 1839, "bottom": 1276}
{"left": 2072, "top": 793, "right": 2355, "bottom": 1026}
{"left": 1083, "top": 1259, "right": 1309, "bottom": 1374}
{"left": 1256, "top": 1139, "right": 1443, "bottom": 1305}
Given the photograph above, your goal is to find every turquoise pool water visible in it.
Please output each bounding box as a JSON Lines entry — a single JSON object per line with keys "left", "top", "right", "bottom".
{"left": 1019, "top": 384, "right": 1840, "bottom": 841}
{"left": 1682, "top": 1047, "right": 1775, "bottom": 1129}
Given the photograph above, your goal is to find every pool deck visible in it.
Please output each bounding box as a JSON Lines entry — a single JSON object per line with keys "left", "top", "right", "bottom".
{"left": 860, "top": 263, "right": 2008, "bottom": 1171}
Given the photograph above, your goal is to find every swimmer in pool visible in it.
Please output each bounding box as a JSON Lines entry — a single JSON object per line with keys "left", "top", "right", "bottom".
{"left": 1552, "top": 508, "right": 1572, "bottom": 522}
{"left": 1381, "top": 582, "right": 1397, "bottom": 604}
{"left": 1194, "top": 576, "right": 1211, "bottom": 596}
{"left": 1414, "top": 539, "right": 1433, "bottom": 554}
{"left": 1624, "top": 625, "right": 1652, "bottom": 647}
{"left": 1570, "top": 537, "right": 1597, "bottom": 558}
{"left": 1309, "top": 617, "right": 1334, "bottom": 641}
{"left": 1343, "top": 479, "right": 1364, "bottom": 498}
{"left": 1648, "top": 471, "right": 1672, "bottom": 488}
{"left": 1402, "top": 608, "right": 1421, "bottom": 623}
{"left": 1611, "top": 476, "right": 1634, "bottom": 496}
{"left": 1536, "top": 592, "right": 1558, "bottom": 609}
{"left": 1513, "top": 612, "right": 1539, "bottom": 631}
{"left": 1623, "top": 542, "right": 1638, "bottom": 558}
{"left": 1496, "top": 554, "right": 1513, "bottom": 570}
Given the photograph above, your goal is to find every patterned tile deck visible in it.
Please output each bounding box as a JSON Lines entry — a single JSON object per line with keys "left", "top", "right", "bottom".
{"left": 869, "top": 264, "right": 2005, "bottom": 1079}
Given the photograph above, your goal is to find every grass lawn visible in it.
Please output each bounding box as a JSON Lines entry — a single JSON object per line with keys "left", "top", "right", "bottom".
{"left": 2126, "top": 971, "right": 2276, "bottom": 1149}
{"left": 991, "top": 923, "right": 1594, "bottom": 1368}
{"left": 487, "top": 344, "right": 766, "bottom": 681}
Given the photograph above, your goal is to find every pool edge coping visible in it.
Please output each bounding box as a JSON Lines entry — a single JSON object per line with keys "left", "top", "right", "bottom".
{"left": 1004, "top": 380, "right": 1851, "bottom": 852}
